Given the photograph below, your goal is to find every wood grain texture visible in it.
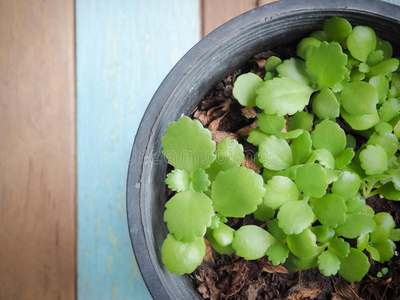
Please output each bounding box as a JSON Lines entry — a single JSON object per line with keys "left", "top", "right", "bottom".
{"left": 0, "top": 0, "right": 76, "bottom": 299}
{"left": 201, "top": 0, "right": 279, "bottom": 37}
{"left": 76, "top": 0, "right": 200, "bottom": 299}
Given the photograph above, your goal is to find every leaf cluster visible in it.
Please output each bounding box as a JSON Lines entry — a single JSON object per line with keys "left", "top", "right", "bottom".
{"left": 160, "top": 17, "right": 400, "bottom": 283}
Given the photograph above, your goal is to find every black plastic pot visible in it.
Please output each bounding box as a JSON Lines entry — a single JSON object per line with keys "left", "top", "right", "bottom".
{"left": 127, "top": 0, "right": 400, "bottom": 299}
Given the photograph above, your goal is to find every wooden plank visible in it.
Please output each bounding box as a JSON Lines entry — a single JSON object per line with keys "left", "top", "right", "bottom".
{"left": 75, "top": 1, "right": 200, "bottom": 299}
{"left": 0, "top": 0, "right": 76, "bottom": 299}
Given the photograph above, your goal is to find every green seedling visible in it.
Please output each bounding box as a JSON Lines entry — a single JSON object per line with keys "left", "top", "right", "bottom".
{"left": 160, "top": 16, "right": 400, "bottom": 285}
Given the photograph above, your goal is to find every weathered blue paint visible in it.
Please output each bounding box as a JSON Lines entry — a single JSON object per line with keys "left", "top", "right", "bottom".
{"left": 76, "top": 1, "right": 200, "bottom": 299}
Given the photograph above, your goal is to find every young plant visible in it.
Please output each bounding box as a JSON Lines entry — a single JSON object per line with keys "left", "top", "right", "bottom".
{"left": 160, "top": 16, "right": 400, "bottom": 284}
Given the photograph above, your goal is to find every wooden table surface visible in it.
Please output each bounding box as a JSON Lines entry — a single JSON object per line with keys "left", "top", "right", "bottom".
{"left": 1, "top": 0, "right": 399, "bottom": 299}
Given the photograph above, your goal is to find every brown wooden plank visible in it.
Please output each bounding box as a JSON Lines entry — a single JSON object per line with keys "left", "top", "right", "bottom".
{"left": 201, "top": 0, "right": 279, "bottom": 37}
{"left": 0, "top": 0, "right": 76, "bottom": 299}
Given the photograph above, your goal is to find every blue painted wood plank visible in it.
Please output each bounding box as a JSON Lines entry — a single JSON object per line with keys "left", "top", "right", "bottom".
{"left": 76, "top": 1, "right": 200, "bottom": 299}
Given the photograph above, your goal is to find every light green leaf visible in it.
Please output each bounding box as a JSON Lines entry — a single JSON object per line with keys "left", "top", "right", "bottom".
{"left": 267, "top": 243, "right": 290, "bottom": 266}
{"left": 376, "top": 182, "right": 400, "bottom": 201}
{"left": 366, "top": 50, "right": 384, "bottom": 67}
{"left": 256, "top": 77, "right": 313, "bottom": 116}
{"left": 359, "top": 144, "right": 388, "bottom": 175}
{"left": 312, "top": 87, "right": 340, "bottom": 119}
{"left": 367, "top": 131, "right": 398, "bottom": 159}
{"left": 211, "top": 166, "right": 265, "bottom": 217}
{"left": 263, "top": 175, "right": 300, "bottom": 209}
{"left": 258, "top": 136, "right": 293, "bottom": 171}
{"left": 347, "top": 26, "right": 377, "bottom": 62}
{"left": 315, "top": 149, "right": 336, "bottom": 169}
{"left": 339, "top": 248, "right": 370, "bottom": 283}
{"left": 340, "top": 82, "right": 378, "bottom": 115}
{"left": 216, "top": 138, "right": 244, "bottom": 165}
{"left": 369, "top": 75, "right": 389, "bottom": 104}
{"left": 311, "top": 225, "right": 335, "bottom": 243}
{"left": 311, "top": 119, "right": 346, "bottom": 157}
{"left": 191, "top": 169, "right": 210, "bottom": 193}
{"left": 369, "top": 58, "right": 399, "bottom": 76}
{"left": 279, "top": 129, "right": 304, "bottom": 140}
{"left": 212, "top": 223, "right": 234, "bottom": 247}
{"left": 297, "top": 37, "right": 321, "bottom": 59}
{"left": 379, "top": 98, "right": 400, "bottom": 123}
{"left": 232, "top": 225, "right": 278, "bottom": 260}
{"left": 265, "top": 56, "right": 282, "bottom": 72}
{"left": 233, "top": 72, "right": 263, "bottom": 106}
{"left": 374, "top": 122, "right": 393, "bottom": 135}
{"left": 345, "top": 194, "right": 366, "bottom": 215}
{"left": 295, "top": 163, "right": 328, "bottom": 198}
{"left": 253, "top": 202, "right": 275, "bottom": 221}
{"left": 206, "top": 228, "right": 234, "bottom": 255}
{"left": 277, "top": 57, "right": 314, "bottom": 86}
{"left": 206, "top": 155, "right": 238, "bottom": 182}
{"left": 323, "top": 16, "right": 352, "bottom": 43}
{"left": 389, "top": 228, "right": 400, "bottom": 242}
{"left": 346, "top": 134, "right": 357, "bottom": 149}
{"left": 288, "top": 111, "right": 314, "bottom": 132}
{"left": 306, "top": 41, "right": 348, "bottom": 88}
{"left": 335, "top": 214, "right": 376, "bottom": 239}
{"left": 329, "top": 237, "right": 350, "bottom": 258}
{"left": 164, "top": 189, "right": 214, "bottom": 242}
{"left": 310, "top": 194, "right": 347, "bottom": 228}
{"left": 268, "top": 219, "right": 286, "bottom": 240}
{"left": 277, "top": 200, "right": 315, "bottom": 235}
{"left": 165, "top": 169, "right": 190, "bottom": 192}
{"left": 373, "top": 240, "right": 396, "bottom": 263}
{"left": 310, "top": 30, "right": 329, "bottom": 42}
{"left": 376, "top": 38, "right": 393, "bottom": 60}
{"left": 257, "top": 113, "right": 286, "bottom": 135}
{"left": 341, "top": 108, "right": 379, "bottom": 130}
{"left": 357, "top": 233, "right": 369, "bottom": 251}
{"left": 286, "top": 228, "right": 319, "bottom": 258}
{"left": 162, "top": 234, "right": 205, "bottom": 275}
{"left": 318, "top": 249, "right": 340, "bottom": 276}
{"left": 331, "top": 171, "right": 361, "bottom": 200}
{"left": 335, "top": 148, "right": 355, "bottom": 169}
{"left": 366, "top": 245, "right": 380, "bottom": 261}
{"left": 291, "top": 130, "right": 313, "bottom": 165}
{"left": 162, "top": 116, "right": 216, "bottom": 173}
{"left": 247, "top": 128, "right": 268, "bottom": 146}
{"left": 370, "top": 212, "right": 396, "bottom": 244}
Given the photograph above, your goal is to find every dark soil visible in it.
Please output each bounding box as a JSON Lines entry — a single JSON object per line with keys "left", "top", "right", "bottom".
{"left": 189, "top": 48, "right": 400, "bottom": 300}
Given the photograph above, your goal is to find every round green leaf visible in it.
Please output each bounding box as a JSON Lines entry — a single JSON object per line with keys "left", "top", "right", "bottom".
{"left": 376, "top": 38, "right": 393, "bottom": 60}
{"left": 369, "top": 58, "right": 399, "bottom": 76}
{"left": 369, "top": 75, "right": 389, "bottom": 104}
{"left": 367, "top": 131, "right": 398, "bottom": 159}
{"left": 359, "top": 144, "right": 388, "bottom": 175}
{"left": 267, "top": 243, "right": 290, "bottom": 266}
{"left": 311, "top": 194, "right": 347, "bottom": 228}
{"left": 286, "top": 228, "right": 319, "bottom": 258}
{"left": 257, "top": 113, "right": 286, "bottom": 135}
{"left": 306, "top": 41, "right": 348, "bottom": 88}
{"left": 340, "top": 82, "right": 378, "bottom": 115}
{"left": 370, "top": 212, "right": 396, "bottom": 244}
{"left": 232, "top": 225, "right": 277, "bottom": 260}
{"left": 256, "top": 77, "right": 313, "bottom": 116}
{"left": 164, "top": 189, "right": 214, "bottom": 242}
{"left": 297, "top": 37, "right": 321, "bottom": 59}
{"left": 311, "top": 119, "right": 346, "bottom": 157}
{"left": 366, "top": 245, "right": 380, "bottom": 261}
{"left": 232, "top": 72, "right": 263, "bottom": 106}
{"left": 357, "top": 233, "right": 369, "bottom": 251}
{"left": 165, "top": 169, "right": 190, "bottom": 192}
{"left": 323, "top": 17, "right": 352, "bottom": 43}
{"left": 331, "top": 171, "right": 361, "bottom": 200}
{"left": 191, "top": 169, "right": 210, "bottom": 193}
{"left": 253, "top": 202, "right": 275, "bottom": 221}
{"left": 311, "top": 225, "right": 335, "bottom": 243}
{"left": 216, "top": 138, "right": 244, "bottom": 165}
{"left": 329, "top": 237, "right": 350, "bottom": 258}
{"left": 212, "top": 223, "right": 234, "bottom": 247}
{"left": 276, "top": 57, "right": 314, "bottom": 86}
{"left": 295, "top": 163, "right": 328, "bottom": 198}
{"left": 280, "top": 129, "right": 304, "bottom": 139}
{"left": 277, "top": 200, "right": 315, "bottom": 235}
{"left": 312, "top": 87, "right": 340, "bottom": 119}
{"left": 373, "top": 240, "right": 396, "bottom": 263}
{"left": 258, "top": 136, "right": 293, "bottom": 171}
{"left": 315, "top": 148, "right": 336, "bottom": 169}
{"left": 310, "top": 30, "right": 329, "bottom": 42}
{"left": 268, "top": 219, "right": 286, "bottom": 240}
{"left": 377, "top": 182, "right": 400, "bottom": 201}
{"left": 211, "top": 166, "right": 265, "bottom": 217}
{"left": 347, "top": 26, "right": 377, "bottom": 62}
{"left": 206, "top": 154, "right": 238, "bottom": 182}
{"left": 289, "top": 111, "right": 314, "bottom": 132}
{"left": 318, "top": 249, "right": 340, "bottom": 276}
{"left": 390, "top": 228, "right": 400, "bottom": 242}
{"left": 379, "top": 98, "right": 400, "bottom": 123}
{"left": 339, "top": 248, "right": 370, "bottom": 283}
{"left": 162, "top": 234, "right": 205, "bottom": 275}
{"left": 247, "top": 128, "right": 268, "bottom": 146}
{"left": 162, "top": 116, "right": 216, "bottom": 173}
{"left": 265, "top": 56, "right": 282, "bottom": 72}
{"left": 335, "top": 214, "right": 376, "bottom": 239}
{"left": 206, "top": 228, "right": 234, "bottom": 255}
{"left": 263, "top": 176, "right": 300, "bottom": 209}
{"left": 345, "top": 194, "right": 366, "bottom": 215}
{"left": 341, "top": 107, "right": 379, "bottom": 130}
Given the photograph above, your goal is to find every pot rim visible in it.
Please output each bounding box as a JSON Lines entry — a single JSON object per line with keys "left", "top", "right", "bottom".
{"left": 127, "top": 0, "right": 400, "bottom": 298}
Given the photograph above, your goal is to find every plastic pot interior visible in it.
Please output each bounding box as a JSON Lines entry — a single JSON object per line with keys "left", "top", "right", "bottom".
{"left": 127, "top": 0, "right": 400, "bottom": 299}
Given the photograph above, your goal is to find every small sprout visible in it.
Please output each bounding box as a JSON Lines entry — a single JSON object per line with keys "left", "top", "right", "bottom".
{"left": 211, "top": 166, "right": 265, "bottom": 217}
{"left": 306, "top": 41, "right": 348, "bottom": 88}
{"left": 232, "top": 225, "right": 277, "bottom": 260}
{"left": 232, "top": 72, "right": 263, "bottom": 106}
{"left": 165, "top": 169, "right": 190, "bottom": 192}
{"left": 382, "top": 267, "right": 389, "bottom": 275}
{"left": 347, "top": 26, "right": 377, "bottom": 62}
{"left": 256, "top": 77, "right": 313, "bottom": 116}
{"left": 161, "top": 234, "right": 205, "bottom": 275}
